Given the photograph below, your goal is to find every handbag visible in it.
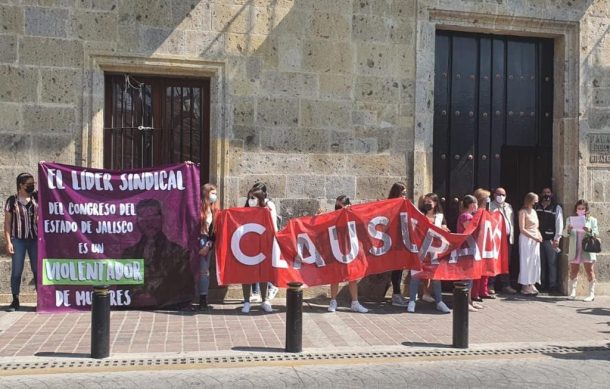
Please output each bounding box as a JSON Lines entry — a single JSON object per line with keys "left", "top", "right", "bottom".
{"left": 582, "top": 236, "right": 602, "bottom": 253}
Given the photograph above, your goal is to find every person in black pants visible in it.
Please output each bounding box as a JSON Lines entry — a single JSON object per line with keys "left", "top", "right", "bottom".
{"left": 387, "top": 182, "right": 409, "bottom": 307}
{"left": 535, "top": 187, "right": 563, "bottom": 292}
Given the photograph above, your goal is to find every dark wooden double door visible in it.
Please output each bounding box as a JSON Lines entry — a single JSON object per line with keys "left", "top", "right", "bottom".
{"left": 433, "top": 31, "right": 554, "bottom": 230}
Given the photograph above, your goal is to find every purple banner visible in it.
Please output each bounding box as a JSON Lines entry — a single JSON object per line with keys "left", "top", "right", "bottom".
{"left": 37, "top": 162, "right": 200, "bottom": 312}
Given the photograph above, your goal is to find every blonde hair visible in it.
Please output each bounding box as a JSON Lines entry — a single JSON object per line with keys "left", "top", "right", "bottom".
{"left": 523, "top": 192, "right": 538, "bottom": 208}
{"left": 473, "top": 188, "right": 491, "bottom": 207}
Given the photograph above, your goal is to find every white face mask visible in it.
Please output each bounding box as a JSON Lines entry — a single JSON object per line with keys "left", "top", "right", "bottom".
{"left": 248, "top": 198, "right": 259, "bottom": 207}
{"left": 576, "top": 209, "right": 586, "bottom": 216}
{"left": 208, "top": 194, "right": 217, "bottom": 204}
{"left": 495, "top": 195, "right": 506, "bottom": 204}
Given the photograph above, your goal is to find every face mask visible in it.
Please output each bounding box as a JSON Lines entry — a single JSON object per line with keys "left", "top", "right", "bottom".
{"left": 576, "top": 209, "right": 586, "bottom": 216}
{"left": 208, "top": 194, "right": 217, "bottom": 203}
{"left": 25, "top": 184, "right": 35, "bottom": 194}
{"left": 422, "top": 203, "right": 433, "bottom": 212}
{"left": 248, "top": 198, "right": 258, "bottom": 207}
{"left": 495, "top": 195, "right": 505, "bottom": 204}
{"left": 542, "top": 195, "right": 551, "bottom": 201}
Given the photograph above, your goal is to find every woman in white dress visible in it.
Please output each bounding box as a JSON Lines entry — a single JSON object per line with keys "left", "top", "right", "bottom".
{"left": 518, "top": 192, "right": 543, "bottom": 295}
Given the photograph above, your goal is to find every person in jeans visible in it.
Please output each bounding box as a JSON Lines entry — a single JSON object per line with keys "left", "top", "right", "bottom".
{"left": 406, "top": 193, "right": 451, "bottom": 314}
{"left": 489, "top": 187, "right": 517, "bottom": 294}
{"left": 386, "top": 182, "right": 410, "bottom": 307}
{"left": 198, "top": 183, "right": 219, "bottom": 311}
{"left": 327, "top": 195, "right": 368, "bottom": 313}
{"left": 535, "top": 187, "right": 563, "bottom": 292}
{"left": 4, "top": 173, "right": 38, "bottom": 312}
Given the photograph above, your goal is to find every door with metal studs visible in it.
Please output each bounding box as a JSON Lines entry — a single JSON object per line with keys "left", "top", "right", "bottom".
{"left": 433, "top": 31, "right": 554, "bottom": 231}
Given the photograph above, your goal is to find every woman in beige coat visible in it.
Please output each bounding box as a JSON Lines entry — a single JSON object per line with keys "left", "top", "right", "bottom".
{"left": 563, "top": 199, "right": 599, "bottom": 302}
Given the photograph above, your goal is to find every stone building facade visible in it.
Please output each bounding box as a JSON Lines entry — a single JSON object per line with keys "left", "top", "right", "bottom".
{"left": 1, "top": 0, "right": 609, "bottom": 299}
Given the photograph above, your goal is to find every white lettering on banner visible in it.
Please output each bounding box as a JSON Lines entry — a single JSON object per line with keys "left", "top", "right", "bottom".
{"left": 481, "top": 220, "right": 502, "bottom": 259}
{"left": 294, "top": 233, "right": 327, "bottom": 269}
{"left": 418, "top": 228, "right": 450, "bottom": 265}
{"left": 449, "top": 236, "right": 482, "bottom": 263}
{"left": 328, "top": 221, "right": 360, "bottom": 264}
{"left": 400, "top": 213, "right": 420, "bottom": 253}
{"left": 367, "top": 216, "right": 392, "bottom": 256}
{"left": 46, "top": 169, "right": 65, "bottom": 190}
{"left": 71, "top": 171, "right": 113, "bottom": 191}
{"left": 272, "top": 237, "right": 289, "bottom": 269}
{"left": 118, "top": 171, "right": 185, "bottom": 191}
{"left": 74, "top": 290, "right": 132, "bottom": 306}
{"left": 231, "top": 223, "right": 267, "bottom": 266}
{"left": 44, "top": 220, "right": 78, "bottom": 233}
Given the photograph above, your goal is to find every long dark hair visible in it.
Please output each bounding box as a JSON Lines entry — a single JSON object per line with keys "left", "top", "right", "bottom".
{"left": 247, "top": 188, "right": 266, "bottom": 207}
{"left": 388, "top": 182, "right": 407, "bottom": 199}
{"left": 335, "top": 195, "right": 351, "bottom": 210}
{"left": 423, "top": 192, "right": 443, "bottom": 214}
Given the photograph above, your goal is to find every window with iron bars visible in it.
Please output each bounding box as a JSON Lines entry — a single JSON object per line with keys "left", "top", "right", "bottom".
{"left": 103, "top": 74, "right": 210, "bottom": 183}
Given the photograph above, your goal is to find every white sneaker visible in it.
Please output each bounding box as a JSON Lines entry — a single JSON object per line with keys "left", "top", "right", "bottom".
{"left": 267, "top": 283, "right": 279, "bottom": 300}
{"left": 392, "top": 294, "right": 408, "bottom": 307}
{"left": 241, "top": 302, "right": 251, "bottom": 313}
{"left": 436, "top": 301, "right": 450, "bottom": 313}
{"left": 472, "top": 301, "right": 484, "bottom": 309}
{"left": 468, "top": 304, "right": 479, "bottom": 312}
{"left": 261, "top": 300, "right": 273, "bottom": 313}
{"left": 328, "top": 299, "right": 337, "bottom": 312}
{"left": 421, "top": 294, "right": 435, "bottom": 303}
{"left": 407, "top": 301, "right": 416, "bottom": 313}
{"left": 350, "top": 301, "right": 368, "bottom": 313}
{"left": 250, "top": 293, "right": 262, "bottom": 303}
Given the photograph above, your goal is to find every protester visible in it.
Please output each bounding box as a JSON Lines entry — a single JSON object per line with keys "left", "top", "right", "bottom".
{"left": 3, "top": 173, "right": 38, "bottom": 312}
{"left": 564, "top": 199, "right": 598, "bottom": 302}
{"left": 407, "top": 193, "right": 450, "bottom": 314}
{"left": 457, "top": 194, "right": 483, "bottom": 311}
{"left": 518, "top": 192, "right": 542, "bottom": 295}
{"left": 386, "top": 182, "right": 410, "bottom": 307}
{"left": 327, "top": 195, "right": 368, "bottom": 313}
{"left": 198, "top": 183, "right": 219, "bottom": 311}
{"left": 241, "top": 188, "right": 274, "bottom": 313}
{"left": 535, "top": 187, "right": 563, "bottom": 293}
{"left": 472, "top": 189, "right": 494, "bottom": 300}
{"left": 245, "top": 182, "right": 280, "bottom": 303}
{"left": 489, "top": 187, "right": 517, "bottom": 294}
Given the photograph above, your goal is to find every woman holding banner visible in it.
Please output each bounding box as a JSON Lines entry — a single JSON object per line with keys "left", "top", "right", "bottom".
{"left": 407, "top": 193, "right": 451, "bottom": 314}
{"left": 198, "top": 183, "right": 219, "bottom": 311}
{"left": 472, "top": 188, "right": 495, "bottom": 301}
{"left": 241, "top": 188, "right": 275, "bottom": 313}
{"left": 327, "top": 195, "right": 368, "bottom": 313}
{"left": 457, "top": 194, "right": 484, "bottom": 312}
{"left": 387, "top": 182, "right": 410, "bottom": 307}
{"left": 4, "top": 173, "right": 38, "bottom": 312}
{"left": 518, "top": 192, "right": 543, "bottom": 295}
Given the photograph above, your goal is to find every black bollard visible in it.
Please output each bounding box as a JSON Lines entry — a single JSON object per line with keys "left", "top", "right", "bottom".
{"left": 285, "top": 282, "right": 303, "bottom": 353}
{"left": 91, "top": 285, "right": 110, "bottom": 359}
{"left": 452, "top": 281, "right": 469, "bottom": 348}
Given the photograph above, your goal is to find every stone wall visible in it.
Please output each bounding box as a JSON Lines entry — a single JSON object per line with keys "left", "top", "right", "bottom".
{"left": 0, "top": 0, "right": 609, "bottom": 297}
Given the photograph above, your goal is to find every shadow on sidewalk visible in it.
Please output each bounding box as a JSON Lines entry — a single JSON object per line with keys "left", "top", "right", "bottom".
{"left": 542, "top": 343, "right": 610, "bottom": 361}
{"left": 575, "top": 307, "right": 610, "bottom": 316}
{"left": 34, "top": 352, "right": 90, "bottom": 358}
{"left": 231, "top": 346, "right": 285, "bottom": 353}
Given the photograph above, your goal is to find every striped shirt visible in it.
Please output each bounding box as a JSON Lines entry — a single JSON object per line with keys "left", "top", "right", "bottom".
{"left": 4, "top": 194, "right": 38, "bottom": 239}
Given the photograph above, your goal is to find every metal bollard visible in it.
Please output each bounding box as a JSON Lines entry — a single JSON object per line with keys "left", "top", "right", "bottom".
{"left": 285, "top": 282, "right": 303, "bottom": 353}
{"left": 91, "top": 285, "right": 110, "bottom": 359}
{"left": 452, "top": 281, "right": 469, "bottom": 349}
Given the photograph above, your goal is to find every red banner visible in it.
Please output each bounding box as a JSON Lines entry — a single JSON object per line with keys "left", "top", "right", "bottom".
{"left": 215, "top": 198, "right": 508, "bottom": 287}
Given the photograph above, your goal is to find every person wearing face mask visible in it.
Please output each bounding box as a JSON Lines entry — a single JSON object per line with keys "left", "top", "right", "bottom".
{"left": 489, "top": 187, "right": 517, "bottom": 294}
{"left": 406, "top": 193, "right": 450, "bottom": 314}
{"left": 457, "top": 194, "right": 483, "bottom": 312}
{"left": 241, "top": 188, "right": 275, "bottom": 313}
{"left": 534, "top": 187, "right": 564, "bottom": 293}
{"left": 327, "top": 195, "right": 368, "bottom": 313}
{"left": 198, "top": 183, "right": 219, "bottom": 311}
{"left": 563, "top": 200, "right": 598, "bottom": 302}
{"left": 518, "top": 192, "right": 543, "bottom": 295}
{"left": 4, "top": 173, "right": 38, "bottom": 312}
{"left": 386, "top": 182, "right": 410, "bottom": 307}
{"left": 472, "top": 189, "right": 493, "bottom": 301}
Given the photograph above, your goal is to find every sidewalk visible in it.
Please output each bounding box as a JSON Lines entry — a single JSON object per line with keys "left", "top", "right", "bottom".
{"left": 0, "top": 294, "right": 607, "bottom": 360}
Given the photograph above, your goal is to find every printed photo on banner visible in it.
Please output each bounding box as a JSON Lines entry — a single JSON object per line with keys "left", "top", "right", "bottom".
{"left": 37, "top": 162, "right": 200, "bottom": 312}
